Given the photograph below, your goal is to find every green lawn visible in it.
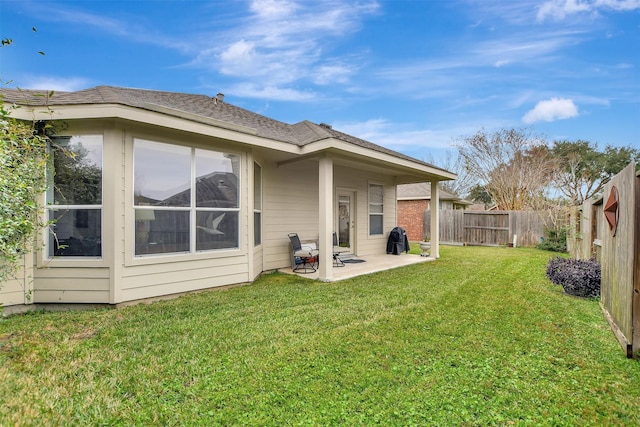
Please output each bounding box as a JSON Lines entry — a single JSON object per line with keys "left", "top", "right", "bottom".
{"left": 1, "top": 246, "right": 639, "bottom": 426}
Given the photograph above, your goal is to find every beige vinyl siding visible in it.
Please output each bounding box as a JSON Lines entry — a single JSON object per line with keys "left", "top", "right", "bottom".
{"left": 33, "top": 267, "right": 110, "bottom": 303}
{"left": 252, "top": 246, "right": 263, "bottom": 279}
{"left": 115, "top": 124, "right": 251, "bottom": 303}
{"left": 0, "top": 253, "right": 34, "bottom": 307}
{"left": 261, "top": 161, "right": 399, "bottom": 271}
{"left": 31, "top": 121, "right": 113, "bottom": 304}
{"left": 120, "top": 254, "right": 248, "bottom": 301}
{"left": 334, "top": 166, "right": 396, "bottom": 257}
{"left": 263, "top": 159, "right": 319, "bottom": 271}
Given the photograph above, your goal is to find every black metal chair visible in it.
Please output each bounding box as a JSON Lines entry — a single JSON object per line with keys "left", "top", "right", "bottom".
{"left": 332, "top": 232, "right": 344, "bottom": 267}
{"left": 288, "top": 233, "right": 319, "bottom": 273}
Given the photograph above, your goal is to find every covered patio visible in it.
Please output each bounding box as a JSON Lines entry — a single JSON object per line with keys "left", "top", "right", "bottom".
{"left": 281, "top": 253, "right": 433, "bottom": 282}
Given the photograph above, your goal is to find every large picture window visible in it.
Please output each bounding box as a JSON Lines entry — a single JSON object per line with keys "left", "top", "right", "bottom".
{"left": 47, "top": 135, "right": 103, "bottom": 257}
{"left": 134, "top": 139, "right": 240, "bottom": 256}
{"left": 369, "top": 183, "right": 384, "bottom": 236}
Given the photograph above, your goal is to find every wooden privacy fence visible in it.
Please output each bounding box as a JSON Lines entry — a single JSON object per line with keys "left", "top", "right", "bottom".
{"left": 567, "top": 162, "right": 639, "bottom": 358}
{"left": 424, "top": 210, "right": 552, "bottom": 247}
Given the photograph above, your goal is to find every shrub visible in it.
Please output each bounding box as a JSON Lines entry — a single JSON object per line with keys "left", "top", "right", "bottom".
{"left": 546, "top": 257, "right": 601, "bottom": 298}
{"left": 537, "top": 227, "right": 567, "bottom": 253}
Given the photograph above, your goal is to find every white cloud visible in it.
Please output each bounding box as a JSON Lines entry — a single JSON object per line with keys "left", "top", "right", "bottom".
{"left": 313, "top": 64, "right": 355, "bottom": 85}
{"left": 332, "top": 119, "right": 458, "bottom": 150}
{"left": 249, "top": 0, "right": 299, "bottom": 19}
{"left": 204, "top": 1, "right": 380, "bottom": 92}
{"left": 537, "top": 0, "right": 591, "bottom": 21}
{"left": 18, "top": 76, "right": 92, "bottom": 92}
{"left": 219, "top": 40, "right": 259, "bottom": 75}
{"left": 224, "top": 82, "right": 315, "bottom": 102}
{"left": 522, "top": 97, "right": 579, "bottom": 123}
{"left": 594, "top": 0, "right": 640, "bottom": 11}
{"left": 537, "top": 0, "right": 640, "bottom": 21}
{"left": 24, "top": 3, "right": 190, "bottom": 51}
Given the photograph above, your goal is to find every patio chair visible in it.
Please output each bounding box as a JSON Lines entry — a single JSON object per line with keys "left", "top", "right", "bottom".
{"left": 288, "top": 233, "right": 319, "bottom": 274}
{"left": 332, "top": 232, "right": 344, "bottom": 267}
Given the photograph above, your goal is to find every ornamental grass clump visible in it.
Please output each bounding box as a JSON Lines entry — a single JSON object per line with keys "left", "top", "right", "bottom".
{"left": 546, "top": 257, "right": 601, "bottom": 298}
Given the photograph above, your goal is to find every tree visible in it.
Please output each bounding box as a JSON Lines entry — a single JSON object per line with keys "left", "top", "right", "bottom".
{"left": 0, "top": 102, "right": 49, "bottom": 284}
{"left": 457, "top": 128, "right": 555, "bottom": 210}
{"left": 550, "top": 140, "right": 640, "bottom": 205}
{"left": 423, "top": 150, "right": 477, "bottom": 198}
{"left": 468, "top": 184, "right": 493, "bottom": 207}
{"left": 0, "top": 27, "right": 50, "bottom": 292}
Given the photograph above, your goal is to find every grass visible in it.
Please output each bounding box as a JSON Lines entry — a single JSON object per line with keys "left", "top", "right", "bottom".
{"left": 1, "top": 245, "right": 639, "bottom": 426}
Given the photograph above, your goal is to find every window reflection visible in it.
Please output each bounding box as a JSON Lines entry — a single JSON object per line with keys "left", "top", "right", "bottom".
{"left": 47, "top": 135, "right": 103, "bottom": 258}
{"left": 196, "top": 211, "right": 239, "bottom": 251}
{"left": 49, "top": 209, "right": 102, "bottom": 257}
{"left": 196, "top": 150, "right": 239, "bottom": 208}
{"left": 134, "top": 140, "right": 191, "bottom": 207}
{"left": 135, "top": 210, "right": 190, "bottom": 255}
{"left": 49, "top": 135, "right": 102, "bottom": 205}
{"left": 134, "top": 139, "right": 240, "bottom": 256}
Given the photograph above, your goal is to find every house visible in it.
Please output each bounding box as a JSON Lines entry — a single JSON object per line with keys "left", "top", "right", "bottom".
{"left": 0, "top": 86, "right": 456, "bottom": 310}
{"left": 397, "top": 182, "right": 472, "bottom": 241}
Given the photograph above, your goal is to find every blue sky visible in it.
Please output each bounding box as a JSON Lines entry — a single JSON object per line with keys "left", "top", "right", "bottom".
{"left": 1, "top": 0, "right": 638, "bottom": 162}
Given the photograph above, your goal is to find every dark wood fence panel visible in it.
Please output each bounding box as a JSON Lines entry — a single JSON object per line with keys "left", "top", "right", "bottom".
{"left": 567, "top": 162, "right": 639, "bottom": 358}
{"left": 425, "top": 210, "right": 548, "bottom": 247}
{"left": 427, "top": 210, "right": 464, "bottom": 243}
{"left": 600, "top": 163, "right": 637, "bottom": 357}
{"left": 464, "top": 212, "right": 509, "bottom": 245}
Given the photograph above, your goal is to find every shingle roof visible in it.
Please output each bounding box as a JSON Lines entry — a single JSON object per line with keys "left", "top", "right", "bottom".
{"left": 0, "top": 85, "right": 448, "bottom": 172}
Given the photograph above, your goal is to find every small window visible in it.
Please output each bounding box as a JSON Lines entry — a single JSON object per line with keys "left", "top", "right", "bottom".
{"left": 253, "top": 162, "right": 262, "bottom": 246}
{"left": 47, "top": 135, "right": 103, "bottom": 257}
{"left": 369, "top": 183, "right": 384, "bottom": 235}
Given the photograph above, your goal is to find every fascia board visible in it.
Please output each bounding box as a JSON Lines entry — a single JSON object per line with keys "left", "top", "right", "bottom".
{"left": 7, "top": 103, "right": 301, "bottom": 155}
{"left": 397, "top": 196, "right": 430, "bottom": 201}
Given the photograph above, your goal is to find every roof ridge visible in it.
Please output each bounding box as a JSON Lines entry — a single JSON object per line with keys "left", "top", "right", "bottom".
{"left": 0, "top": 85, "right": 456, "bottom": 177}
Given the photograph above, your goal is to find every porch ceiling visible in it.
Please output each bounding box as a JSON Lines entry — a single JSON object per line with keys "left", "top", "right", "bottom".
{"left": 273, "top": 150, "right": 455, "bottom": 184}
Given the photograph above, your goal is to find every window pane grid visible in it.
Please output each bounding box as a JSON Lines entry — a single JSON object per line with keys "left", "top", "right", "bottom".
{"left": 47, "top": 135, "right": 103, "bottom": 258}
{"left": 369, "top": 183, "right": 384, "bottom": 236}
{"left": 253, "top": 162, "right": 262, "bottom": 246}
{"left": 134, "top": 139, "right": 240, "bottom": 256}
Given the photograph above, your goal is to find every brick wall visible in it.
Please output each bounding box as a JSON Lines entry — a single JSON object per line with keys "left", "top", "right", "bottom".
{"left": 397, "top": 199, "right": 428, "bottom": 241}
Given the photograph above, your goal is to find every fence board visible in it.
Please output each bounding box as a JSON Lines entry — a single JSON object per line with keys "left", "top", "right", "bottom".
{"left": 600, "top": 163, "right": 636, "bottom": 356}
{"left": 424, "top": 210, "right": 548, "bottom": 247}
{"left": 567, "top": 162, "right": 638, "bottom": 358}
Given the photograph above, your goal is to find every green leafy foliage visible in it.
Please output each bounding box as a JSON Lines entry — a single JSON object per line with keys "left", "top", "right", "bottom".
{"left": 551, "top": 140, "right": 640, "bottom": 205}
{"left": 537, "top": 227, "right": 567, "bottom": 252}
{"left": 0, "top": 101, "right": 49, "bottom": 284}
{"left": 468, "top": 183, "right": 493, "bottom": 206}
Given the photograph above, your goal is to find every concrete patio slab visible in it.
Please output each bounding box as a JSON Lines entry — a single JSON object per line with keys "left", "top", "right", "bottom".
{"left": 281, "top": 253, "right": 434, "bottom": 282}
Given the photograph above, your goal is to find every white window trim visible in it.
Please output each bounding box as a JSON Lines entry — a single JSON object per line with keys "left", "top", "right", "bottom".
{"left": 132, "top": 138, "right": 242, "bottom": 259}
{"left": 253, "top": 161, "right": 262, "bottom": 247}
{"left": 45, "top": 134, "right": 104, "bottom": 261}
{"left": 368, "top": 182, "right": 384, "bottom": 236}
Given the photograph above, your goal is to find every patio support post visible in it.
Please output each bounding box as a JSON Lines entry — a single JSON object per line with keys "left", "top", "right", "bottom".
{"left": 430, "top": 181, "right": 440, "bottom": 258}
{"left": 318, "top": 155, "right": 333, "bottom": 281}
